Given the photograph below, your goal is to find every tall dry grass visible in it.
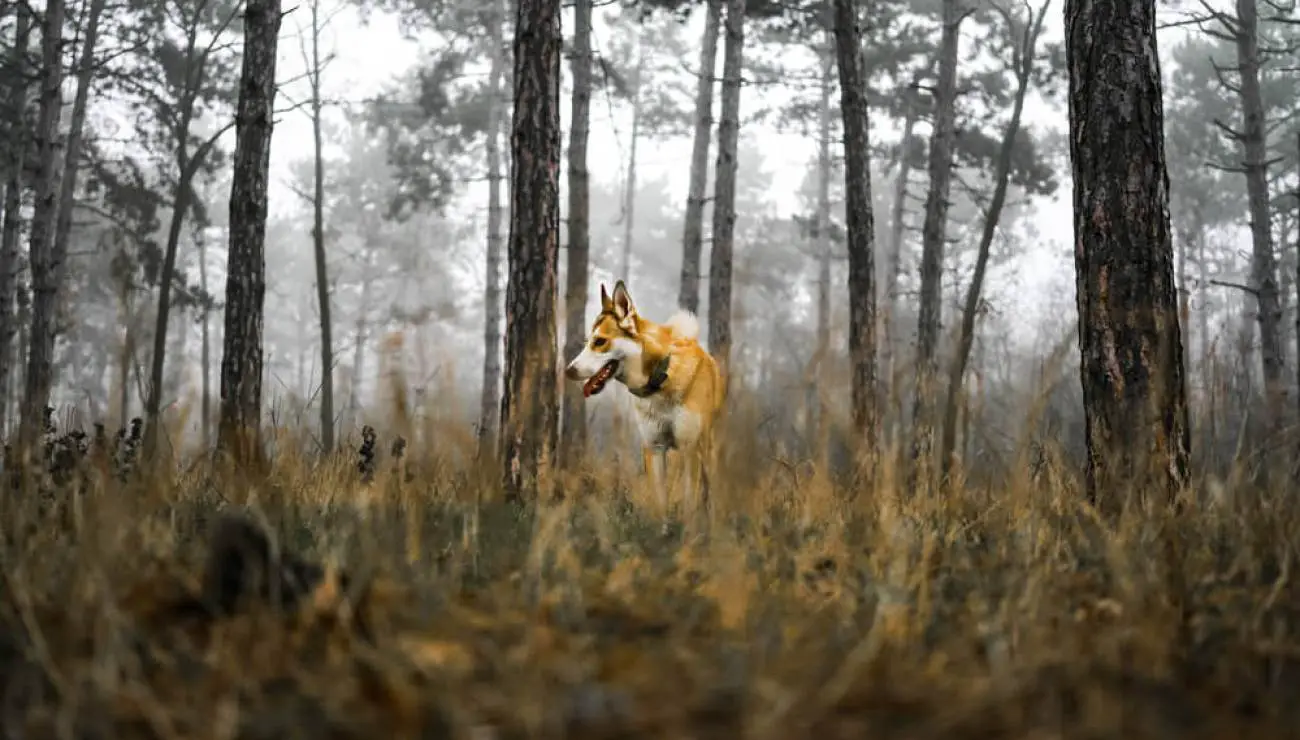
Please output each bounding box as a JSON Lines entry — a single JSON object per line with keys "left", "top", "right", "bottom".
{"left": 1, "top": 377, "right": 1298, "bottom": 739}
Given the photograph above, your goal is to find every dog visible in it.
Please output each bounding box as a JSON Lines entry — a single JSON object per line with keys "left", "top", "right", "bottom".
{"left": 564, "top": 281, "right": 726, "bottom": 522}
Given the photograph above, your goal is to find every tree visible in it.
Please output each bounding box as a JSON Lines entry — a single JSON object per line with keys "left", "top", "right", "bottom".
{"left": 218, "top": 0, "right": 282, "bottom": 464}
{"left": 19, "top": 0, "right": 67, "bottom": 450}
{"left": 0, "top": 4, "right": 31, "bottom": 438}
{"left": 478, "top": 0, "right": 509, "bottom": 456}
{"left": 908, "top": 0, "right": 962, "bottom": 483}
{"left": 1065, "top": 0, "right": 1189, "bottom": 508}
{"left": 939, "top": 0, "right": 1051, "bottom": 478}
{"left": 678, "top": 0, "right": 722, "bottom": 313}
{"left": 707, "top": 0, "right": 748, "bottom": 378}
{"left": 499, "top": 0, "right": 562, "bottom": 501}
{"left": 832, "top": 0, "right": 877, "bottom": 463}
{"left": 561, "top": 0, "right": 593, "bottom": 464}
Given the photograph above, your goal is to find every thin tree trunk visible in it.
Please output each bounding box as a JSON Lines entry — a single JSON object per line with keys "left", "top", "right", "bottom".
{"left": 833, "top": 0, "right": 878, "bottom": 461}
{"left": 707, "top": 0, "right": 747, "bottom": 375}
{"left": 1232, "top": 0, "right": 1283, "bottom": 427}
{"left": 500, "top": 0, "right": 562, "bottom": 502}
{"left": 1065, "top": 0, "right": 1189, "bottom": 509}
{"left": 307, "top": 0, "right": 335, "bottom": 453}
{"left": 620, "top": 39, "right": 643, "bottom": 281}
{"left": 217, "top": 0, "right": 282, "bottom": 464}
{"left": 939, "top": 0, "right": 1048, "bottom": 478}
{"left": 678, "top": 0, "right": 722, "bottom": 313}
{"left": 19, "top": 0, "right": 67, "bottom": 450}
{"left": 809, "top": 27, "right": 833, "bottom": 453}
{"left": 908, "top": 0, "right": 961, "bottom": 482}
{"left": 478, "top": 0, "right": 507, "bottom": 455}
{"left": 0, "top": 4, "right": 31, "bottom": 440}
{"left": 560, "top": 0, "right": 592, "bottom": 464}
{"left": 198, "top": 223, "right": 211, "bottom": 449}
{"left": 883, "top": 108, "right": 916, "bottom": 419}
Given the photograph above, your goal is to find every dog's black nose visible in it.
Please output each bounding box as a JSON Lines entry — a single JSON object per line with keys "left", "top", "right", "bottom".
{"left": 564, "top": 363, "right": 581, "bottom": 380}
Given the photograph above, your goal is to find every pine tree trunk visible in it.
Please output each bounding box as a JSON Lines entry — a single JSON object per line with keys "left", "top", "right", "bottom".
{"left": 218, "top": 0, "right": 282, "bottom": 465}
{"left": 808, "top": 25, "right": 832, "bottom": 454}
{"left": 908, "top": 0, "right": 961, "bottom": 483}
{"left": 939, "top": 0, "right": 1047, "bottom": 478}
{"left": 19, "top": 0, "right": 67, "bottom": 451}
{"left": 620, "top": 40, "right": 643, "bottom": 280}
{"left": 560, "top": 0, "right": 592, "bottom": 464}
{"left": 707, "top": 0, "right": 747, "bottom": 375}
{"left": 1065, "top": 0, "right": 1189, "bottom": 509}
{"left": 478, "top": 0, "right": 507, "bottom": 456}
{"left": 0, "top": 4, "right": 31, "bottom": 440}
{"left": 833, "top": 0, "right": 878, "bottom": 458}
{"left": 500, "top": 0, "right": 562, "bottom": 502}
{"left": 308, "top": 0, "right": 335, "bottom": 453}
{"left": 1232, "top": 0, "right": 1283, "bottom": 425}
{"left": 882, "top": 108, "right": 916, "bottom": 419}
{"left": 198, "top": 225, "right": 211, "bottom": 449}
{"left": 678, "top": 0, "right": 722, "bottom": 314}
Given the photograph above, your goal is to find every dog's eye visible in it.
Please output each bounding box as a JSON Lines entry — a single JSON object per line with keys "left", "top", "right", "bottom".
{"left": 592, "top": 337, "right": 607, "bottom": 349}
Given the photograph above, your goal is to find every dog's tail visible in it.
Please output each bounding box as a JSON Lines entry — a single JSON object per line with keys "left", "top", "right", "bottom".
{"left": 665, "top": 310, "right": 700, "bottom": 341}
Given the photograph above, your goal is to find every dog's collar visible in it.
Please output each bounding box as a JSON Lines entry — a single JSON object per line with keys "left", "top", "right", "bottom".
{"left": 628, "top": 355, "right": 670, "bottom": 398}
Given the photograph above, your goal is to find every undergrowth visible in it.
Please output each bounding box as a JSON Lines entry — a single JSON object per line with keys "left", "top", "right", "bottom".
{"left": 1, "top": 397, "right": 1297, "bottom": 739}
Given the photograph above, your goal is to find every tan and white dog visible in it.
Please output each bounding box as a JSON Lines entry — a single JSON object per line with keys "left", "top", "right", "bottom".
{"left": 564, "top": 281, "right": 726, "bottom": 519}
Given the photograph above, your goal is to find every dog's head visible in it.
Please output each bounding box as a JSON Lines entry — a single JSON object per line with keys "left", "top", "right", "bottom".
{"left": 564, "top": 281, "right": 643, "bottom": 393}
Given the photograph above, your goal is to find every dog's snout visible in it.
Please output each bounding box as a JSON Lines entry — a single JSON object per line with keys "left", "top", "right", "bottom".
{"left": 564, "top": 362, "right": 581, "bottom": 380}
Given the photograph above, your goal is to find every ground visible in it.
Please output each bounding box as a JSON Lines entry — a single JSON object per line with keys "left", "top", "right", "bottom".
{"left": 1, "top": 419, "right": 1297, "bottom": 739}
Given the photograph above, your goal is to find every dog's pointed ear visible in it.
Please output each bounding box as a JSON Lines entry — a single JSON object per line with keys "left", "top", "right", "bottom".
{"left": 599, "top": 283, "right": 614, "bottom": 313}
{"left": 611, "top": 281, "right": 637, "bottom": 332}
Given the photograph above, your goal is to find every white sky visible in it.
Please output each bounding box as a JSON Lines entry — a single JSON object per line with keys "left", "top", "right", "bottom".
{"left": 262, "top": 0, "right": 1210, "bottom": 341}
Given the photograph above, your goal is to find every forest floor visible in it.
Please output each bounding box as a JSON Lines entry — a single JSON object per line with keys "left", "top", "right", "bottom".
{"left": 1, "top": 421, "right": 1298, "bottom": 739}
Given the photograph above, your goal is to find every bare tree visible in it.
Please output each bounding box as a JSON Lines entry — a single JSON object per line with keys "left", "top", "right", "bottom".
{"left": 1065, "top": 0, "right": 1189, "bottom": 508}
{"left": 500, "top": 0, "right": 562, "bottom": 501}
{"left": 19, "top": 0, "right": 67, "bottom": 450}
{"left": 939, "top": 0, "right": 1049, "bottom": 477}
{"left": 218, "top": 0, "right": 282, "bottom": 464}
{"left": 707, "top": 0, "right": 748, "bottom": 376}
{"left": 678, "top": 0, "right": 722, "bottom": 314}
{"left": 833, "top": 0, "right": 878, "bottom": 462}
{"left": 908, "top": 0, "right": 962, "bottom": 482}
{"left": 478, "top": 0, "right": 508, "bottom": 455}
{"left": 0, "top": 4, "right": 31, "bottom": 438}
{"left": 561, "top": 0, "right": 593, "bottom": 464}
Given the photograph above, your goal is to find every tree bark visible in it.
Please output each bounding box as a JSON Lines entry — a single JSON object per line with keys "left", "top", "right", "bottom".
{"left": 678, "top": 0, "right": 722, "bottom": 314}
{"left": 198, "top": 221, "right": 211, "bottom": 449}
{"left": 19, "top": 0, "right": 67, "bottom": 451}
{"left": 833, "top": 0, "right": 878, "bottom": 459}
{"left": 217, "top": 0, "right": 282, "bottom": 466}
{"left": 939, "top": 0, "right": 1048, "bottom": 478}
{"left": 1231, "top": 0, "right": 1283, "bottom": 426}
{"left": 707, "top": 0, "right": 747, "bottom": 376}
{"left": 908, "top": 0, "right": 961, "bottom": 483}
{"left": 478, "top": 0, "right": 507, "bottom": 456}
{"left": 499, "top": 0, "right": 562, "bottom": 502}
{"left": 560, "top": 0, "right": 592, "bottom": 465}
{"left": 620, "top": 38, "right": 643, "bottom": 281}
{"left": 1065, "top": 0, "right": 1190, "bottom": 509}
{"left": 307, "top": 0, "right": 335, "bottom": 453}
{"left": 0, "top": 4, "right": 31, "bottom": 440}
{"left": 809, "top": 25, "right": 833, "bottom": 452}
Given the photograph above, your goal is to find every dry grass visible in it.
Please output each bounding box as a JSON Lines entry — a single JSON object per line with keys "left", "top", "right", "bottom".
{"left": 2, "top": 395, "right": 1298, "bottom": 740}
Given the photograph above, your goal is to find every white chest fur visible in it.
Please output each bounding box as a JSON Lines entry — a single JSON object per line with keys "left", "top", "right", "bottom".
{"left": 630, "top": 394, "right": 702, "bottom": 451}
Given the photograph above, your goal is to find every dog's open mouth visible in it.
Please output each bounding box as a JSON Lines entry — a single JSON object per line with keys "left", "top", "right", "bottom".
{"left": 583, "top": 360, "right": 619, "bottom": 398}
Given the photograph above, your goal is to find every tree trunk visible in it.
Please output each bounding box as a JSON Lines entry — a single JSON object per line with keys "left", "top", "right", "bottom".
{"left": 939, "top": 0, "right": 1047, "bottom": 478}
{"left": 620, "top": 39, "right": 643, "bottom": 281}
{"left": 678, "top": 0, "right": 722, "bottom": 313}
{"left": 198, "top": 224, "right": 211, "bottom": 449}
{"left": 883, "top": 108, "right": 916, "bottom": 416}
{"left": 217, "top": 0, "right": 282, "bottom": 465}
{"left": 560, "top": 0, "right": 592, "bottom": 465}
{"left": 478, "top": 0, "right": 507, "bottom": 455}
{"left": 809, "top": 27, "right": 833, "bottom": 452}
{"left": 0, "top": 4, "right": 31, "bottom": 440}
{"left": 308, "top": 0, "right": 335, "bottom": 453}
{"left": 907, "top": 0, "right": 961, "bottom": 483}
{"left": 707, "top": 0, "right": 747, "bottom": 375}
{"left": 1232, "top": 0, "right": 1283, "bottom": 426}
{"left": 499, "top": 0, "right": 562, "bottom": 502}
{"left": 1065, "top": 0, "right": 1189, "bottom": 509}
{"left": 19, "top": 0, "right": 67, "bottom": 451}
{"left": 833, "top": 0, "right": 878, "bottom": 460}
